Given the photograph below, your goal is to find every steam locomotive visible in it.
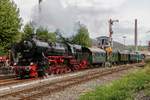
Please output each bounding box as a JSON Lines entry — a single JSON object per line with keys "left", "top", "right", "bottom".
{"left": 11, "top": 37, "right": 144, "bottom": 79}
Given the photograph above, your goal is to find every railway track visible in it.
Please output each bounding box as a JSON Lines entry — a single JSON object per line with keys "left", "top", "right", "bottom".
{"left": 0, "top": 63, "right": 144, "bottom": 100}
{"left": 0, "top": 74, "right": 15, "bottom": 80}
{"left": 0, "top": 78, "right": 16, "bottom": 83}
{"left": 0, "top": 78, "right": 39, "bottom": 87}
{"left": 0, "top": 68, "right": 102, "bottom": 87}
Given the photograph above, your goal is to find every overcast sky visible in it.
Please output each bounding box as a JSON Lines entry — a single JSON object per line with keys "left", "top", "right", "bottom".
{"left": 13, "top": 0, "right": 150, "bottom": 45}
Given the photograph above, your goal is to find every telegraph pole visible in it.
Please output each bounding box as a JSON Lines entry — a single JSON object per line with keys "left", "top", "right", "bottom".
{"left": 108, "top": 19, "right": 119, "bottom": 48}
{"left": 123, "top": 36, "right": 126, "bottom": 48}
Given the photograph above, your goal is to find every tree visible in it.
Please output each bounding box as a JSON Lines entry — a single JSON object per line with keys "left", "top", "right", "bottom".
{"left": 48, "top": 32, "right": 56, "bottom": 43}
{"left": 36, "top": 27, "right": 49, "bottom": 41}
{"left": 72, "top": 26, "right": 92, "bottom": 47}
{"left": 22, "top": 23, "right": 34, "bottom": 39}
{"left": 36, "top": 27, "right": 56, "bottom": 43}
{"left": 0, "top": 0, "right": 21, "bottom": 48}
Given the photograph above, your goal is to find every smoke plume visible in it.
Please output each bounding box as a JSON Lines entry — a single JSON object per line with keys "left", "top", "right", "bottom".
{"left": 32, "top": 0, "right": 126, "bottom": 37}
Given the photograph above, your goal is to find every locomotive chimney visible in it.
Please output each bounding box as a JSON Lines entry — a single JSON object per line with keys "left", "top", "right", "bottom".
{"left": 39, "top": 0, "right": 42, "bottom": 4}
{"left": 135, "top": 19, "right": 138, "bottom": 52}
{"left": 38, "top": 0, "right": 42, "bottom": 12}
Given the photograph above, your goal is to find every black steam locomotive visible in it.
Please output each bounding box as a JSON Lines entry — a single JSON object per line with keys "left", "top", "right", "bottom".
{"left": 11, "top": 37, "right": 89, "bottom": 78}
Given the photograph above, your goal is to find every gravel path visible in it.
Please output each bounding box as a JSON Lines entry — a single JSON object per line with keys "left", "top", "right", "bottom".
{"left": 34, "top": 67, "right": 140, "bottom": 100}
{"left": 135, "top": 89, "right": 150, "bottom": 100}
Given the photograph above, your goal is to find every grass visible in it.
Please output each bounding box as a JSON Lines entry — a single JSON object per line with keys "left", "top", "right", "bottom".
{"left": 144, "top": 82, "right": 150, "bottom": 96}
{"left": 80, "top": 63, "right": 150, "bottom": 100}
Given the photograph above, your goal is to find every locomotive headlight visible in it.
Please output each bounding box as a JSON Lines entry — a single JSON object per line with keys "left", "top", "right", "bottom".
{"left": 13, "top": 63, "right": 17, "bottom": 66}
{"left": 30, "top": 62, "right": 34, "bottom": 66}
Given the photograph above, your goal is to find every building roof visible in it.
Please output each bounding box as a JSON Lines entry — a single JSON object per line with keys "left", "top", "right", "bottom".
{"left": 88, "top": 47, "right": 105, "bottom": 53}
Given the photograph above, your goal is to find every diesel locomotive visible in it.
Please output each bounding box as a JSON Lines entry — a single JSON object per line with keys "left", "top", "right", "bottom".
{"left": 10, "top": 37, "right": 144, "bottom": 79}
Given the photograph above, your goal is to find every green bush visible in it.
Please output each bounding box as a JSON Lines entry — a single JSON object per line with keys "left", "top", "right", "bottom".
{"left": 0, "top": 47, "right": 7, "bottom": 55}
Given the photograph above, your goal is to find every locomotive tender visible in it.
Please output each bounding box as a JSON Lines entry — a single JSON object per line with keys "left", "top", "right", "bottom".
{"left": 11, "top": 37, "right": 144, "bottom": 79}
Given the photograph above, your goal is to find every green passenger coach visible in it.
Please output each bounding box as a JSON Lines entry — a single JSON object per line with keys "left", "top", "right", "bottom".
{"left": 109, "top": 51, "right": 119, "bottom": 64}
{"left": 82, "top": 47, "right": 106, "bottom": 65}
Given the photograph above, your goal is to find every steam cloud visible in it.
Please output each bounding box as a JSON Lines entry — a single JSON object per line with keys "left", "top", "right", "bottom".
{"left": 32, "top": 0, "right": 126, "bottom": 37}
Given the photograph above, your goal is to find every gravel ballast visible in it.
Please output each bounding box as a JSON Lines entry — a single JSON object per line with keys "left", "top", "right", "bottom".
{"left": 33, "top": 67, "right": 140, "bottom": 100}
